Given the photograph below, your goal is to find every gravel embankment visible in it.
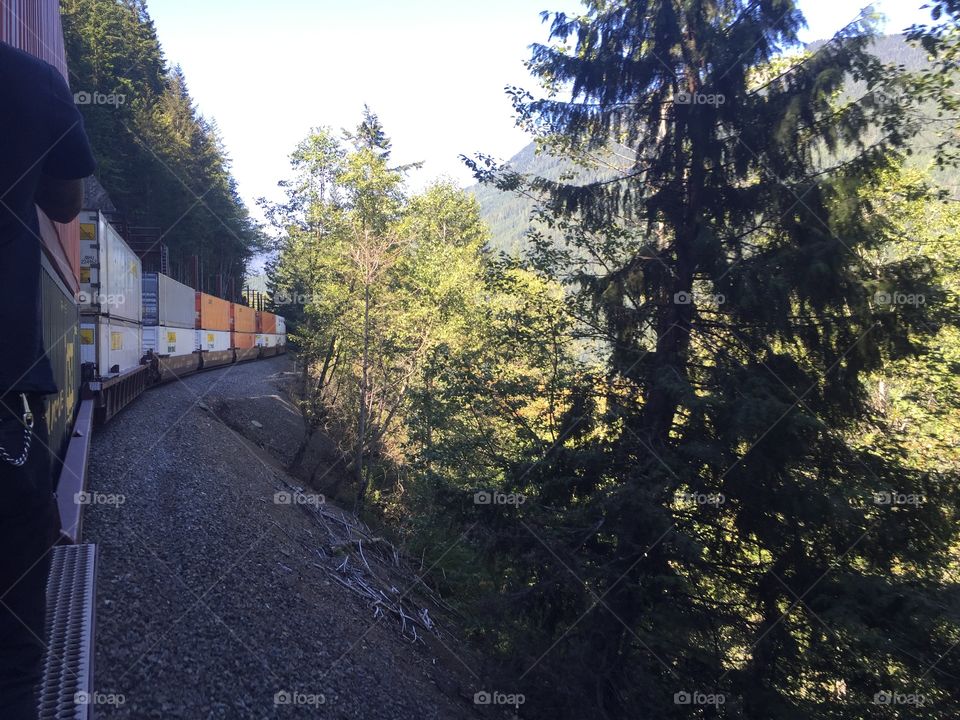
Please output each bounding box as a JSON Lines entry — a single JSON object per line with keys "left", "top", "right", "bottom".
{"left": 82, "top": 356, "right": 497, "bottom": 719}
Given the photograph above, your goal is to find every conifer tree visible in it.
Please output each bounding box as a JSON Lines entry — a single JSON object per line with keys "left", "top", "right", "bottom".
{"left": 469, "top": 2, "right": 960, "bottom": 717}
{"left": 61, "top": 0, "right": 260, "bottom": 290}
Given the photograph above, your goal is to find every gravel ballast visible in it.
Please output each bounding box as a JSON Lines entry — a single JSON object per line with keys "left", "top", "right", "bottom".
{"left": 82, "top": 357, "right": 498, "bottom": 719}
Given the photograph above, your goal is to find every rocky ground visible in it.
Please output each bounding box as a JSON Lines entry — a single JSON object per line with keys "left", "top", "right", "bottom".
{"left": 83, "top": 356, "right": 510, "bottom": 719}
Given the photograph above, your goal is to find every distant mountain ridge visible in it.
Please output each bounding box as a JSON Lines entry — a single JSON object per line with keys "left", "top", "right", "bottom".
{"left": 471, "top": 34, "right": 945, "bottom": 255}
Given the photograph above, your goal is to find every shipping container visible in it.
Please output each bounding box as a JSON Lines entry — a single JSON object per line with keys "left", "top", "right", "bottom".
{"left": 231, "top": 331, "right": 257, "bottom": 349}
{"left": 2, "top": 2, "right": 82, "bottom": 292}
{"left": 195, "top": 292, "right": 231, "bottom": 331}
{"left": 256, "top": 311, "right": 277, "bottom": 334}
{"left": 39, "top": 208, "right": 81, "bottom": 295}
{"left": 276, "top": 316, "right": 287, "bottom": 334}
{"left": 0, "top": 0, "right": 68, "bottom": 76}
{"left": 254, "top": 334, "right": 275, "bottom": 347}
{"left": 143, "top": 326, "right": 196, "bottom": 357}
{"left": 143, "top": 272, "right": 195, "bottom": 329}
{"left": 40, "top": 256, "right": 80, "bottom": 464}
{"left": 80, "top": 316, "right": 143, "bottom": 377}
{"left": 195, "top": 329, "right": 231, "bottom": 352}
{"left": 78, "top": 211, "right": 142, "bottom": 323}
{"left": 231, "top": 303, "right": 256, "bottom": 333}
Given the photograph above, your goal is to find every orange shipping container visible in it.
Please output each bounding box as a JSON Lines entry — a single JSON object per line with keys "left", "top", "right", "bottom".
{"left": 196, "top": 292, "right": 231, "bottom": 331}
{"left": 256, "top": 311, "right": 277, "bottom": 334}
{"left": 231, "top": 303, "right": 256, "bottom": 333}
{"left": 231, "top": 331, "right": 257, "bottom": 349}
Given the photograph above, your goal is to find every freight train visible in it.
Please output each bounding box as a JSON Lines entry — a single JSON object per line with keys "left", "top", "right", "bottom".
{"left": 2, "top": 8, "right": 288, "bottom": 523}
{"left": 2, "top": 5, "right": 287, "bottom": 718}
{"left": 78, "top": 209, "right": 287, "bottom": 425}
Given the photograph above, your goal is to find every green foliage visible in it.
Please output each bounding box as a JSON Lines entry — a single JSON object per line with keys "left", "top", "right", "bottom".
{"left": 61, "top": 0, "right": 261, "bottom": 288}
{"left": 268, "top": 115, "right": 553, "bottom": 510}
{"left": 855, "top": 166, "right": 960, "bottom": 472}
{"left": 263, "top": 9, "right": 960, "bottom": 720}
{"left": 475, "top": 33, "right": 959, "bottom": 254}
{"left": 462, "top": 3, "right": 960, "bottom": 719}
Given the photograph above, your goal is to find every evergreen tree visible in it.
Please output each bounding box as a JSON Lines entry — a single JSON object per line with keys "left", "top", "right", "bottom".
{"left": 468, "top": 2, "right": 960, "bottom": 717}
{"left": 61, "top": 0, "right": 261, "bottom": 291}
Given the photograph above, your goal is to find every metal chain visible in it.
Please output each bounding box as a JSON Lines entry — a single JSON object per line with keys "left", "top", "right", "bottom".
{"left": 0, "top": 425, "right": 31, "bottom": 467}
{"left": 0, "top": 394, "right": 34, "bottom": 468}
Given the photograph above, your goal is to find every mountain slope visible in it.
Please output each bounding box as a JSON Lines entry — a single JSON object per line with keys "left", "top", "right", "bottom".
{"left": 471, "top": 34, "right": 951, "bottom": 254}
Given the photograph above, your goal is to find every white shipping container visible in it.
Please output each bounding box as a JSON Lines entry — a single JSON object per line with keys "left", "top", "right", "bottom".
{"left": 143, "top": 326, "right": 196, "bottom": 357}
{"left": 143, "top": 273, "right": 195, "bottom": 329}
{"left": 79, "top": 211, "right": 142, "bottom": 323}
{"left": 254, "top": 334, "right": 276, "bottom": 347}
{"left": 277, "top": 333, "right": 287, "bottom": 346}
{"left": 80, "top": 316, "right": 143, "bottom": 377}
{"left": 195, "top": 329, "right": 231, "bottom": 352}
{"left": 276, "top": 316, "right": 286, "bottom": 334}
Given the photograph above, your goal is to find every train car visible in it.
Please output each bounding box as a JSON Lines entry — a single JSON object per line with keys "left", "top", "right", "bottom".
{"left": 255, "top": 310, "right": 285, "bottom": 357}
{"left": 230, "top": 301, "right": 258, "bottom": 361}
{"left": 142, "top": 272, "right": 201, "bottom": 381}
{"left": 78, "top": 210, "right": 149, "bottom": 422}
{"left": 196, "top": 292, "right": 234, "bottom": 368}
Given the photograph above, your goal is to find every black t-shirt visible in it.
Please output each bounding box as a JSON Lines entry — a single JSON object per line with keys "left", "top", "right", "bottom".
{"left": 0, "top": 42, "right": 96, "bottom": 395}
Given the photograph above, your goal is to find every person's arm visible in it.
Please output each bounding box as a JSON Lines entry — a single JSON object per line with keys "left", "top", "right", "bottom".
{"left": 34, "top": 175, "right": 84, "bottom": 224}
{"left": 39, "top": 66, "right": 96, "bottom": 215}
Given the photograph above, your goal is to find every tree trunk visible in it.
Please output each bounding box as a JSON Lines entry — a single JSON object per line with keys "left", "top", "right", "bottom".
{"left": 355, "top": 277, "right": 371, "bottom": 511}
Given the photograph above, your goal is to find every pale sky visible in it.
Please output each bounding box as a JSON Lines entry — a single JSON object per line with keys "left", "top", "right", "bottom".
{"left": 144, "top": 0, "right": 933, "bottom": 224}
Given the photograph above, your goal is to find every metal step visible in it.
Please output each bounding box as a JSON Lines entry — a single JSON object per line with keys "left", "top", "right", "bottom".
{"left": 38, "top": 544, "right": 98, "bottom": 720}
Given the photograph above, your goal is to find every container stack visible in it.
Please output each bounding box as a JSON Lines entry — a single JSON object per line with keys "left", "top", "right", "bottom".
{"left": 231, "top": 302, "right": 256, "bottom": 343}
{"left": 142, "top": 273, "right": 196, "bottom": 358}
{"left": 195, "top": 292, "right": 232, "bottom": 359}
{"left": 255, "top": 311, "right": 287, "bottom": 353}
{"left": 78, "top": 211, "right": 143, "bottom": 377}
{"left": 255, "top": 311, "right": 276, "bottom": 348}
{"left": 231, "top": 302, "right": 258, "bottom": 360}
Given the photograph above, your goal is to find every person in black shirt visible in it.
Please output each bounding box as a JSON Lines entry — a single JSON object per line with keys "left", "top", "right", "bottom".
{"left": 0, "top": 42, "right": 96, "bottom": 720}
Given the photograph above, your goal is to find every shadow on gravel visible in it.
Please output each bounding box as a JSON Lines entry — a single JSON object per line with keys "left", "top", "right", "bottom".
{"left": 86, "top": 358, "right": 510, "bottom": 720}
